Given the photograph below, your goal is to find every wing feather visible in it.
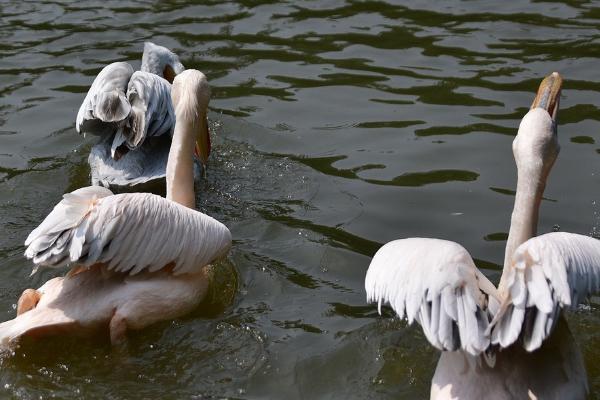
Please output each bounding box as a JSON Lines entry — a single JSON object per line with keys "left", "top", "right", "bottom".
{"left": 365, "top": 238, "right": 493, "bottom": 355}
{"left": 25, "top": 188, "right": 232, "bottom": 276}
{"left": 76, "top": 62, "right": 134, "bottom": 136}
{"left": 491, "top": 232, "right": 600, "bottom": 351}
{"left": 121, "top": 71, "right": 175, "bottom": 149}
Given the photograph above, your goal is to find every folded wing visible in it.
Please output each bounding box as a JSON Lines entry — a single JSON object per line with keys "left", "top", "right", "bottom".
{"left": 76, "top": 62, "right": 134, "bottom": 136}
{"left": 491, "top": 232, "right": 600, "bottom": 351}
{"left": 365, "top": 238, "right": 493, "bottom": 355}
{"left": 25, "top": 187, "right": 232, "bottom": 276}
{"left": 115, "top": 71, "right": 175, "bottom": 151}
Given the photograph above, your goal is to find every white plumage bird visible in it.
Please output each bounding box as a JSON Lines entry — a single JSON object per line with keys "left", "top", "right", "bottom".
{"left": 76, "top": 42, "right": 210, "bottom": 189}
{"left": 365, "top": 72, "right": 598, "bottom": 399}
{"left": 365, "top": 238, "right": 496, "bottom": 356}
{"left": 0, "top": 69, "right": 229, "bottom": 347}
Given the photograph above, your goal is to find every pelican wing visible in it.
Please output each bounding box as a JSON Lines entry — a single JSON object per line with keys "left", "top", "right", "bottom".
{"left": 117, "top": 71, "right": 175, "bottom": 150}
{"left": 365, "top": 238, "right": 492, "bottom": 355}
{"left": 25, "top": 187, "right": 231, "bottom": 276}
{"left": 76, "top": 62, "right": 134, "bottom": 136}
{"left": 491, "top": 232, "right": 600, "bottom": 352}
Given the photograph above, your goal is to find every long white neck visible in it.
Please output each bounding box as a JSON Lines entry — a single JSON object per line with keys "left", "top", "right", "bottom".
{"left": 499, "top": 164, "right": 546, "bottom": 291}
{"left": 166, "top": 116, "right": 197, "bottom": 209}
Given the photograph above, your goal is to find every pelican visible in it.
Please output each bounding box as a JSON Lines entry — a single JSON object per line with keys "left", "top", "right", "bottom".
{"left": 365, "top": 73, "right": 600, "bottom": 399}
{"left": 0, "top": 69, "right": 230, "bottom": 347}
{"left": 76, "top": 42, "right": 209, "bottom": 189}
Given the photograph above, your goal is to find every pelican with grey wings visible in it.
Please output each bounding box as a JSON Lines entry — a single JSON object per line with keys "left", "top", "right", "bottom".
{"left": 76, "top": 42, "right": 210, "bottom": 190}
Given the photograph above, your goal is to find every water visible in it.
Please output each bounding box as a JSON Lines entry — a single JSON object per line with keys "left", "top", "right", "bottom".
{"left": 1, "top": 1, "right": 600, "bottom": 398}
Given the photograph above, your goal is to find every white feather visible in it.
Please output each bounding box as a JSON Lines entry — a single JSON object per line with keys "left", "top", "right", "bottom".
{"left": 365, "top": 238, "right": 493, "bottom": 355}
{"left": 24, "top": 188, "right": 232, "bottom": 276}
{"left": 491, "top": 232, "right": 600, "bottom": 351}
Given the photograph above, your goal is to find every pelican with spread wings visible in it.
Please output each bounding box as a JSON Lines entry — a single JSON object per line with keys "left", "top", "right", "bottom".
{"left": 365, "top": 73, "right": 599, "bottom": 399}
{"left": 0, "top": 69, "right": 229, "bottom": 347}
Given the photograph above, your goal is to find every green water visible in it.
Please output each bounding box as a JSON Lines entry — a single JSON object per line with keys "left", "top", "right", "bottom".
{"left": 1, "top": 1, "right": 599, "bottom": 398}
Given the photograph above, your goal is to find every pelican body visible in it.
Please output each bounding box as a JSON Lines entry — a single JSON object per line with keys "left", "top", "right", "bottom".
{"left": 365, "top": 73, "right": 600, "bottom": 399}
{"left": 77, "top": 42, "right": 209, "bottom": 190}
{"left": 0, "top": 70, "right": 228, "bottom": 347}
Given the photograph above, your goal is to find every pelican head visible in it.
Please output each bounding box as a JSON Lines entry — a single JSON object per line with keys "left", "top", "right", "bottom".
{"left": 513, "top": 72, "right": 562, "bottom": 180}
{"left": 171, "top": 70, "right": 211, "bottom": 165}
{"left": 141, "top": 42, "right": 186, "bottom": 84}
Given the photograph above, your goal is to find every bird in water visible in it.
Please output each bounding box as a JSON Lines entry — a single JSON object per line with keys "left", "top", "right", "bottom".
{"left": 0, "top": 69, "right": 229, "bottom": 347}
{"left": 76, "top": 42, "right": 210, "bottom": 190}
{"left": 365, "top": 72, "right": 600, "bottom": 399}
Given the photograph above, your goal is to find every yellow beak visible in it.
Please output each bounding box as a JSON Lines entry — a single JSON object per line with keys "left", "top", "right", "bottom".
{"left": 194, "top": 116, "right": 211, "bottom": 167}
{"left": 531, "top": 72, "right": 562, "bottom": 120}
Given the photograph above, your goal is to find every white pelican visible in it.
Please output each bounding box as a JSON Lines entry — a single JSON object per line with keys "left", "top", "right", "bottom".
{"left": 365, "top": 73, "right": 600, "bottom": 399}
{"left": 76, "top": 42, "right": 210, "bottom": 189}
{"left": 0, "top": 69, "right": 230, "bottom": 347}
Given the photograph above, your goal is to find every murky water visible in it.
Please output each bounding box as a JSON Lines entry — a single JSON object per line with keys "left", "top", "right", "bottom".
{"left": 1, "top": 1, "right": 599, "bottom": 398}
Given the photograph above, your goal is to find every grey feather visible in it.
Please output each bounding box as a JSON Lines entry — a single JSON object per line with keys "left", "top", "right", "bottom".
{"left": 121, "top": 71, "right": 174, "bottom": 149}
{"left": 89, "top": 134, "right": 203, "bottom": 190}
{"left": 76, "top": 62, "right": 134, "bottom": 136}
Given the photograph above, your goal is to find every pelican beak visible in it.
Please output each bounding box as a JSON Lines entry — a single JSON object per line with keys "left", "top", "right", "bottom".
{"left": 163, "top": 62, "right": 185, "bottom": 84}
{"left": 195, "top": 116, "right": 211, "bottom": 168}
{"left": 531, "top": 72, "right": 562, "bottom": 121}
{"left": 163, "top": 65, "right": 176, "bottom": 84}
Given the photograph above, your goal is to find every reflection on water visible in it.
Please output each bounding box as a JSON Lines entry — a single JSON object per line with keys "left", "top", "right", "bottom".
{"left": 1, "top": 0, "right": 600, "bottom": 398}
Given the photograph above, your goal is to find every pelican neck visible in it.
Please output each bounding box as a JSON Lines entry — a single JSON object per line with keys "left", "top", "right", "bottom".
{"left": 166, "top": 117, "right": 196, "bottom": 209}
{"left": 499, "top": 165, "right": 546, "bottom": 292}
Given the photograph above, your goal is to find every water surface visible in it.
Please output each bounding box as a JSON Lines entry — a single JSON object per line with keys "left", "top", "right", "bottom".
{"left": 1, "top": 1, "right": 600, "bottom": 398}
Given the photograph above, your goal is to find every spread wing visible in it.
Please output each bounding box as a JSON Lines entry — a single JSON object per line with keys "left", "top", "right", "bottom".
{"left": 491, "top": 232, "right": 600, "bottom": 352}
{"left": 25, "top": 186, "right": 231, "bottom": 276}
{"left": 112, "top": 71, "right": 175, "bottom": 154}
{"left": 76, "top": 62, "right": 134, "bottom": 136}
{"left": 365, "top": 238, "right": 496, "bottom": 355}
